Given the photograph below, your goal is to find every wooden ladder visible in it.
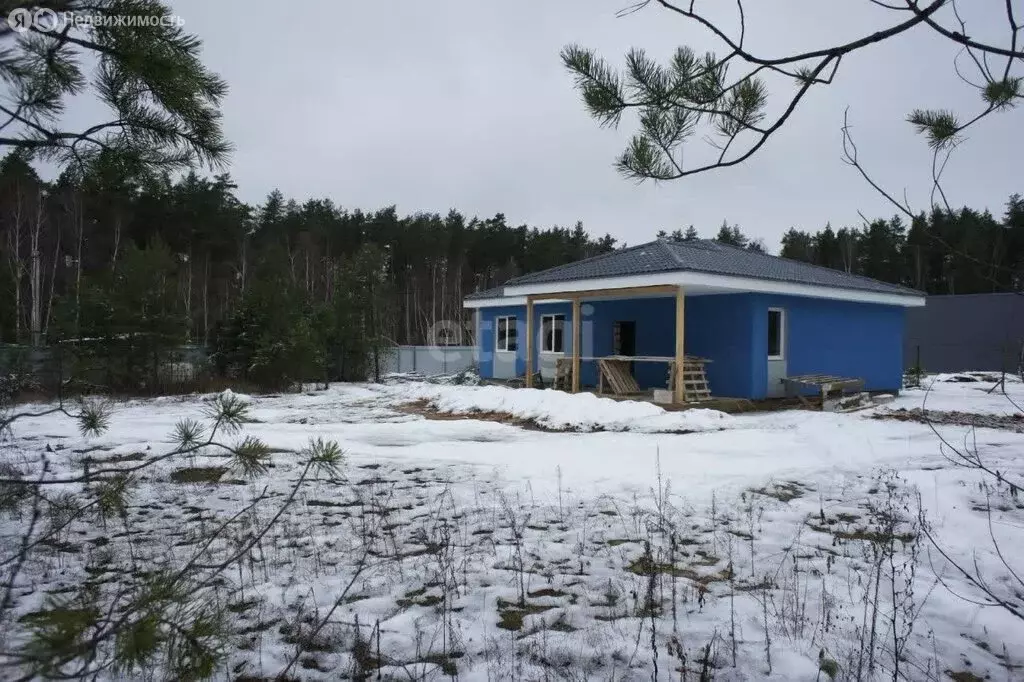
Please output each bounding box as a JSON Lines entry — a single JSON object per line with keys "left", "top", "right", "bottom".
{"left": 668, "top": 358, "right": 712, "bottom": 403}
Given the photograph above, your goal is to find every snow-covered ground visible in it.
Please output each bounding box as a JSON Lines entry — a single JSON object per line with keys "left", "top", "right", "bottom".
{"left": 2, "top": 375, "right": 1023, "bottom": 680}
{"left": 891, "top": 371, "right": 1024, "bottom": 416}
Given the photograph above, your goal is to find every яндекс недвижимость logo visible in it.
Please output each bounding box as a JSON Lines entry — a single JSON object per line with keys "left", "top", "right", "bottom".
{"left": 7, "top": 7, "right": 184, "bottom": 33}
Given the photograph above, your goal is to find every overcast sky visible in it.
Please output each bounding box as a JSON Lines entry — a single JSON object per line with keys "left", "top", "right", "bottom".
{"left": 164, "top": 0, "right": 1020, "bottom": 250}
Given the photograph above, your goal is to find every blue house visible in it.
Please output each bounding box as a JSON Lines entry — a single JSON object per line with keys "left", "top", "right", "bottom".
{"left": 463, "top": 239, "right": 925, "bottom": 401}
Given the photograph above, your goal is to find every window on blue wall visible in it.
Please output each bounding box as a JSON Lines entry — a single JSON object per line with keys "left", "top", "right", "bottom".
{"left": 541, "top": 314, "right": 565, "bottom": 353}
{"left": 496, "top": 316, "right": 517, "bottom": 352}
{"left": 768, "top": 308, "right": 785, "bottom": 359}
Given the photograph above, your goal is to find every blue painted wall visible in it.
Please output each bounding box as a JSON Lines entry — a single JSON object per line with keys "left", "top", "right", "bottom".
{"left": 746, "top": 294, "right": 905, "bottom": 398}
{"left": 478, "top": 302, "right": 573, "bottom": 378}
{"left": 684, "top": 295, "right": 760, "bottom": 398}
{"left": 475, "top": 292, "right": 906, "bottom": 398}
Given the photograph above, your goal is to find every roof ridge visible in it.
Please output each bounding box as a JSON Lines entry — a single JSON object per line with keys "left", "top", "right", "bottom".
{"left": 655, "top": 238, "right": 687, "bottom": 266}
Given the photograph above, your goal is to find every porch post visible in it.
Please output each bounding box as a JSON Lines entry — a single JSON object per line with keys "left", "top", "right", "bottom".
{"left": 473, "top": 309, "right": 481, "bottom": 365}
{"left": 571, "top": 297, "right": 581, "bottom": 393}
{"left": 525, "top": 297, "right": 534, "bottom": 387}
{"left": 674, "top": 286, "right": 685, "bottom": 403}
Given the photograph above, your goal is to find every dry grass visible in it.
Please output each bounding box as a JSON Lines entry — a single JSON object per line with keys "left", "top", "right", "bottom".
{"left": 169, "top": 466, "right": 228, "bottom": 483}
{"left": 872, "top": 407, "right": 1024, "bottom": 432}
{"left": 750, "top": 481, "right": 808, "bottom": 503}
{"left": 496, "top": 599, "right": 556, "bottom": 631}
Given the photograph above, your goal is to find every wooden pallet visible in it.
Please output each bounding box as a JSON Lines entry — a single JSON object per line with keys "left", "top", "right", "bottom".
{"left": 668, "top": 357, "right": 712, "bottom": 402}
{"left": 597, "top": 358, "right": 641, "bottom": 395}
{"left": 780, "top": 374, "right": 864, "bottom": 410}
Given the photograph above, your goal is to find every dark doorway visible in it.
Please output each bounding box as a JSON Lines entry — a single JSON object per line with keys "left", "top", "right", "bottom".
{"left": 613, "top": 321, "right": 637, "bottom": 375}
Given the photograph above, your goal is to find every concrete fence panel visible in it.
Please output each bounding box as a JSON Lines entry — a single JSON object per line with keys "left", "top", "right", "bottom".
{"left": 383, "top": 345, "right": 478, "bottom": 376}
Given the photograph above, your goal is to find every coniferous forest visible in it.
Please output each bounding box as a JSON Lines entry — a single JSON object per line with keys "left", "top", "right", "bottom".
{"left": 1, "top": 143, "right": 1021, "bottom": 388}
{"left": 0, "top": 150, "right": 619, "bottom": 387}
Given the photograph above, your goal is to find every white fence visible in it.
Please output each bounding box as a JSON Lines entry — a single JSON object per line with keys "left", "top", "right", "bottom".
{"left": 382, "top": 345, "right": 477, "bottom": 376}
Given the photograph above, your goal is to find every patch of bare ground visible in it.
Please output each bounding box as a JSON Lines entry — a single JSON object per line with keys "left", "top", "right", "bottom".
{"left": 397, "top": 399, "right": 559, "bottom": 432}
{"left": 872, "top": 408, "right": 1024, "bottom": 432}
{"left": 749, "top": 480, "right": 809, "bottom": 502}
{"left": 397, "top": 398, "right": 710, "bottom": 434}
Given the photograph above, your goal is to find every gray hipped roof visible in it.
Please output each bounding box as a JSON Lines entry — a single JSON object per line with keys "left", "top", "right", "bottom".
{"left": 492, "top": 239, "right": 922, "bottom": 297}
{"left": 465, "top": 285, "right": 506, "bottom": 300}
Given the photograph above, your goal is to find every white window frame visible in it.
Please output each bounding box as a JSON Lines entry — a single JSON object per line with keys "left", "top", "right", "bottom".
{"left": 540, "top": 314, "right": 566, "bottom": 354}
{"left": 495, "top": 315, "right": 517, "bottom": 352}
{"left": 767, "top": 308, "right": 786, "bottom": 360}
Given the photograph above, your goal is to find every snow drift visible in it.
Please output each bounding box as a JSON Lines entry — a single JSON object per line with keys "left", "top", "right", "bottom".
{"left": 381, "top": 382, "right": 735, "bottom": 433}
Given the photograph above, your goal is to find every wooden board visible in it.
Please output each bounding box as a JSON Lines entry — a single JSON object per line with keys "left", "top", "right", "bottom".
{"left": 571, "top": 298, "right": 581, "bottom": 393}
{"left": 781, "top": 374, "right": 865, "bottom": 410}
{"left": 674, "top": 286, "right": 684, "bottom": 403}
{"left": 525, "top": 299, "right": 534, "bottom": 387}
{"left": 781, "top": 375, "right": 864, "bottom": 392}
{"left": 526, "top": 284, "right": 681, "bottom": 302}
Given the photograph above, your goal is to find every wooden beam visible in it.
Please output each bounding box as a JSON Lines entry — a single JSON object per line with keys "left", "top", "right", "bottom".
{"left": 527, "top": 284, "right": 679, "bottom": 302}
{"left": 571, "top": 297, "right": 581, "bottom": 393}
{"left": 525, "top": 298, "right": 534, "bottom": 388}
{"left": 673, "top": 286, "right": 685, "bottom": 403}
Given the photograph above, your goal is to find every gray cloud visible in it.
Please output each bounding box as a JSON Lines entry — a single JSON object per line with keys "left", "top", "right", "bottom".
{"left": 168, "top": 0, "right": 1020, "bottom": 249}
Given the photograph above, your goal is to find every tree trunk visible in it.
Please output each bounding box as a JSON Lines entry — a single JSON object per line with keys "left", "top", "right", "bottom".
{"left": 29, "top": 196, "right": 43, "bottom": 347}
{"left": 112, "top": 212, "right": 122, "bottom": 271}
{"left": 404, "top": 279, "right": 410, "bottom": 345}
{"left": 369, "top": 279, "right": 380, "bottom": 382}
{"left": 203, "top": 252, "right": 210, "bottom": 346}
{"left": 440, "top": 258, "right": 447, "bottom": 344}
{"left": 5, "top": 255, "right": 20, "bottom": 344}
{"left": 239, "top": 233, "right": 248, "bottom": 293}
{"left": 7, "top": 182, "right": 25, "bottom": 343}
{"left": 431, "top": 262, "right": 437, "bottom": 345}
{"left": 75, "top": 200, "right": 83, "bottom": 338}
{"left": 913, "top": 244, "right": 922, "bottom": 290}
{"left": 44, "top": 215, "right": 62, "bottom": 339}
{"left": 185, "top": 246, "right": 193, "bottom": 341}
{"left": 287, "top": 247, "right": 297, "bottom": 288}
{"left": 12, "top": 274, "right": 21, "bottom": 343}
